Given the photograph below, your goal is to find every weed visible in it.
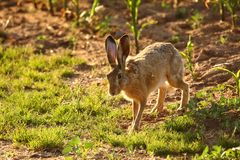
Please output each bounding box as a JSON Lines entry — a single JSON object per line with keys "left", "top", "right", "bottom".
{"left": 62, "top": 136, "right": 95, "bottom": 158}
{"left": 67, "top": 35, "right": 78, "bottom": 49}
{"left": 37, "top": 35, "right": 47, "bottom": 41}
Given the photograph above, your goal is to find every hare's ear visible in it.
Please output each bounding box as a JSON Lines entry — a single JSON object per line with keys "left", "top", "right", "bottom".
{"left": 105, "top": 35, "right": 117, "bottom": 68}
{"left": 118, "top": 34, "right": 130, "bottom": 70}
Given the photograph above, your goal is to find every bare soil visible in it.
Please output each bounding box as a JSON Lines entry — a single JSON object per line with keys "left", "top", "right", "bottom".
{"left": 0, "top": 0, "right": 239, "bottom": 159}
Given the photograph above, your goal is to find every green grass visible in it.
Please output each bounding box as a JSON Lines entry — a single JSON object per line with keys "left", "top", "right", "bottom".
{"left": 0, "top": 45, "right": 239, "bottom": 159}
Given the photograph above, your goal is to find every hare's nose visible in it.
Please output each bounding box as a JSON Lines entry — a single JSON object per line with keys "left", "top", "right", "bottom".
{"left": 109, "top": 90, "right": 116, "bottom": 96}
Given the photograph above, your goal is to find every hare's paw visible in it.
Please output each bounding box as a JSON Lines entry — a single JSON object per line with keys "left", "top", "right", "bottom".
{"left": 128, "top": 122, "right": 138, "bottom": 134}
{"left": 150, "top": 105, "right": 170, "bottom": 116}
{"left": 150, "top": 105, "right": 163, "bottom": 113}
{"left": 176, "top": 107, "right": 186, "bottom": 115}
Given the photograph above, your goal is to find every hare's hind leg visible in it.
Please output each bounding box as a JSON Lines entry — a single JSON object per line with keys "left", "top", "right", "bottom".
{"left": 167, "top": 75, "right": 189, "bottom": 110}
{"left": 151, "top": 87, "right": 167, "bottom": 113}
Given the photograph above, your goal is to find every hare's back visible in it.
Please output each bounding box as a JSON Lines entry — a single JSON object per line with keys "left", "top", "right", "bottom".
{"left": 135, "top": 42, "right": 180, "bottom": 64}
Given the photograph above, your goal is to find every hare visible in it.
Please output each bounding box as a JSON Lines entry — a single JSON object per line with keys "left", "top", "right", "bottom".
{"left": 105, "top": 34, "right": 189, "bottom": 132}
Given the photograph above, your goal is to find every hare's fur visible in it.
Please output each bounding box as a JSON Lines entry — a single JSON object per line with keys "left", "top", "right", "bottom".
{"left": 105, "top": 35, "right": 189, "bottom": 132}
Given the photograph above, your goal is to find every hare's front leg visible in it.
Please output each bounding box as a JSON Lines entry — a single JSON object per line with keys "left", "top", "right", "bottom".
{"left": 129, "top": 99, "right": 146, "bottom": 132}
{"left": 129, "top": 100, "right": 139, "bottom": 133}
{"left": 131, "top": 100, "right": 139, "bottom": 126}
{"left": 151, "top": 87, "right": 167, "bottom": 113}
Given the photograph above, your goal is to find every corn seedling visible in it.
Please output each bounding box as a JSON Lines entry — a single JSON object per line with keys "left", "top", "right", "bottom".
{"left": 170, "top": 35, "right": 180, "bottom": 43}
{"left": 188, "top": 11, "right": 203, "bottom": 29}
{"left": 72, "top": 0, "right": 80, "bottom": 27}
{"left": 126, "top": 0, "right": 141, "bottom": 54}
{"left": 95, "top": 16, "right": 112, "bottom": 36}
{"left": 32, "top": 0, "right": 38, "bottom": 9}
{"left": 219, "top": 0, "right": 225, "bottom": 21}
{"left": 0, "top": 17, "right": 11, "bottom": 43}
{"left": 180, "top": 36, "right": 196, "bottom": 79}
{"left": 212, "top": 67, "right": 240, "bottom": 97}
{"left": 161, "top": 1, "right": 171, "bottom": 10}
{"left": 90, "top": 0, "right": 100, "bottom": 18}
{"left": 173, "top": 0, "right": 180, "bottom": 8}
{"left": 224, "top": 0, "right": 240, "bottom": 28}
{"left": 126, "top": 0, "right": 156, "bottom": 54}
{"left": 64, "top": 0, "right": 68, "bottom": 10}
{"left": 205, "top": 0, "right": 225, "bottom": 21}
{"left": 63, "top": 0, "right": 69, "bottom": 20}
{"left": 175, "top": 7, "right": 188, "bottom": 19}
{"left": 48, "top": 0, "right": 54, "bottom": 15}
{"left": 219, "top": 35, "right": 227, "bottom": 44}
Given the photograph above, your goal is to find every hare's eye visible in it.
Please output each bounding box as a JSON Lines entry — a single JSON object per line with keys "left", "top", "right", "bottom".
{"left": 118, "top": 73, "right": 122, "bottom": 79}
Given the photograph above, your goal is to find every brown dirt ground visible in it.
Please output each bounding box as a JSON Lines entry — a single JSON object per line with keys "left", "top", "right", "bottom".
{"left": 0, "top": 0, "right": 239, "bottom": 159}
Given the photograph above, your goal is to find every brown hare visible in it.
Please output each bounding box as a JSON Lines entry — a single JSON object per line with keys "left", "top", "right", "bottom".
{"left": 105, "top": 34, "right": 189, "bottom": 132}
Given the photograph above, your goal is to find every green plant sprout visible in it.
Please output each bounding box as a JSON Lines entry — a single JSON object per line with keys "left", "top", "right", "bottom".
{"left": 72, "top": 0, "right": 80, "bottom": 27}
{"left": 219, "top": 0, "right": 225, "bottom": 21}
{"left": 48, "top": 0, "right": 54, "bottom": 15}
{"left": 212, "top": 67, "right": 240, "bottom": 97}
{"left": 161, "top": 1, "right": 171, "bottom": 10}
{"left": 95, "top": 16, "right": 112, "bottom": 36}
{"left": 72, "top": 0, "right": 100, "bottom": 27}
{"left": 126, "top": 0, "right": 141, "bottom": 54}
{"left": 126, "top": 0, "right": 156, "bottom": 54}
{"left": 224, "top": 0, "right": 240, "bottom": 28}
{"left": 219, "top": 35, "right": 227, "bottom": 44}
{"left": 188, "top": 11, "right": 203, "bottom": 29}
{"left": 63, "top": 0, "right": 69, "bottom": 20}
{"left": 62, "top": 136, "right": 95, "bottom": 159}
{"left": 205, "top": 0, "right": 225, "bottom": 21}
{"left": 193, "top": 145, "right": 240, "bottom": 160}
{"left": 32, "top": 0, "right": 38, "bottom": 9}
{"left": 205, "top": 0, "right": 239, "bottom": 27}
{"left": 180, "top": 36, "right": 196, "bottom": 80}
{"left": 90, "top": 0, "right": 100, "bottom": 18}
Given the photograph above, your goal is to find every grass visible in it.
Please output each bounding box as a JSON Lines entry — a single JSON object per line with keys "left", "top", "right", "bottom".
{"left": 0, "top": 45, "right": 239, "bottom": 159}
